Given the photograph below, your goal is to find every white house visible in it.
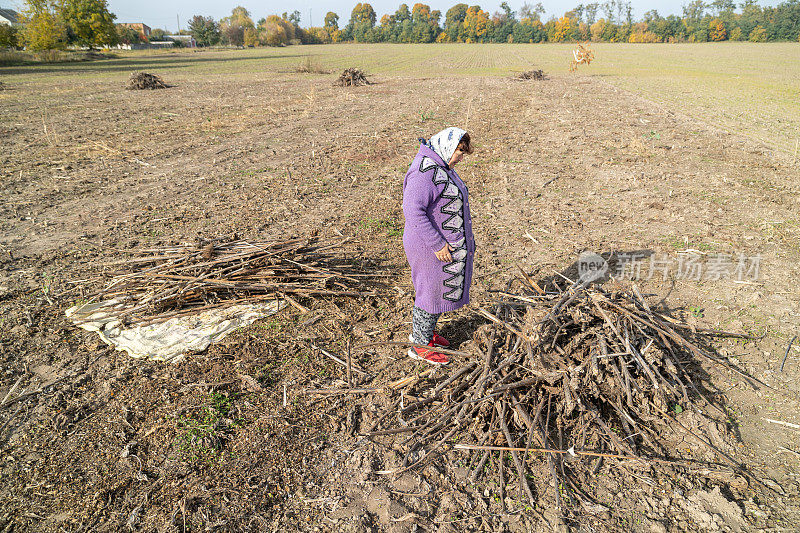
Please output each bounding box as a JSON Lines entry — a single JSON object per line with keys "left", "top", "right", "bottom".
{"left": 0, "top": 8, "right": 20, "bottom": 25}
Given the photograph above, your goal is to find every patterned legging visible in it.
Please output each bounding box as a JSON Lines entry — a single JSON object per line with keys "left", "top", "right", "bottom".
{"left": 412, "top": 306, "right": 440, "bottom": 345}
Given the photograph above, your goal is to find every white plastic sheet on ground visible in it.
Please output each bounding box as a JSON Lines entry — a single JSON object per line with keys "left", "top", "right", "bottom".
{"left": 65, "top": 299, "right": 285, "bottom": 363}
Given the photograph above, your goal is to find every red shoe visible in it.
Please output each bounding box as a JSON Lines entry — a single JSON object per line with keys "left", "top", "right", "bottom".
{"left": 432, "top": 331, "right": 450, "bottom": 347}
{"left": 408, "top": 340, "right": 449, "bottom": 365}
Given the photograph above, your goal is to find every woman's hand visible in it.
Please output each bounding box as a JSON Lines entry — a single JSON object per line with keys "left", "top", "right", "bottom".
{"left": 435, "top": 243, "right": 454, "bottom": 262}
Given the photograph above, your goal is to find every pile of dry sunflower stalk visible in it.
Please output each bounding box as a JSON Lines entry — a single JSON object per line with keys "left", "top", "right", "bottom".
{"left": 360, "top": 272, "right": 763, "bottom": 513}
{"left": 515, "top": 69, "right": 546, "bottom": 80}
{"left": 336, "top": 67, "right": 371, "bottom": 87}
{"left": 74, "top": 237, "right": 383, "bottom": 326}
{"left": 126, "top": 71, "right": 169, "bottom": 90}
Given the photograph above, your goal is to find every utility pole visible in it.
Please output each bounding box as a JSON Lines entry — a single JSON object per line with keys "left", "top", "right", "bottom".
{"left": 176, "top": 14, "right": 180, "bottom": 33}
{"left": 309, "top": 8, "right": 312, "bottom": 27}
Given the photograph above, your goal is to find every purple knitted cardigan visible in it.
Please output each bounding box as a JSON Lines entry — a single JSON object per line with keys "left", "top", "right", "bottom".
{"left": 402, "top": 142, "right": 475, "bottom": 314}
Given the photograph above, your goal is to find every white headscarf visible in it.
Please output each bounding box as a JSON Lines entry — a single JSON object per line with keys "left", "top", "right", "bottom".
{"left": 428, "top": 127, "right": 467, "bottom": 167}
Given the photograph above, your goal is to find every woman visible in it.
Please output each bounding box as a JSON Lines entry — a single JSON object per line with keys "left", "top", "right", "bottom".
{"left": 402, "top": 127, "right": 475, "bottom": 365}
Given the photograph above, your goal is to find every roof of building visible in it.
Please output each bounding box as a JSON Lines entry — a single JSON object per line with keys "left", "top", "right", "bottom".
{"left": 0, "top": 8, "right": 19, "bottom": 23}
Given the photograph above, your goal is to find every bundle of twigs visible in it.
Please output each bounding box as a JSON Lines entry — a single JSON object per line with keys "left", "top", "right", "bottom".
{"left": 366, "top": 273, "right": 760, "bottom": 511}
{"left": 336, "top": 67, "right": 370, "bottom": 87}
{"left": 80, "top": 237, "right": 382, "bottom": 325}
{"left": 126, "top": 71, "right": 169, "bottom": 90}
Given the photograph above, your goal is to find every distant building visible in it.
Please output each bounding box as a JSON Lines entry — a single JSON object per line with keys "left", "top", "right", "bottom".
{"left": 141, "top": 41, "right": 174, "bottom": 48}
{"left": 117, "top": 23, "right": 151, "bottom": 40}
{"left": 0, "top": 8, "right": 20, "bottom": 25}
{"left": 117, "top": 42, "right": 174, "bottom": 50}
{"left": 165, "top": 34, "right": 196, "bottom": 47}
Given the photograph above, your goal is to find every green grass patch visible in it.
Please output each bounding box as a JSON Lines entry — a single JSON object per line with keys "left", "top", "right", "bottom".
{"left": 174, "top": 391, "right": 241, "bottom": 467}
{"left": 358, "top": 216, "right": 403, "bottom": 238}
{"left": 662, "top": 234, "right": 715, "bottom": 251}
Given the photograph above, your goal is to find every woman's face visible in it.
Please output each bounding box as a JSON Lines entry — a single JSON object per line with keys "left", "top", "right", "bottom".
{"left": 449, "top": 149, "right": 465, "bottom": 167}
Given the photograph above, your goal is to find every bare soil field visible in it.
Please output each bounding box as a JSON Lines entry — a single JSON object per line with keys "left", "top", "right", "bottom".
{"left": 1, "top": 46, "right": 800, "bottom": 532}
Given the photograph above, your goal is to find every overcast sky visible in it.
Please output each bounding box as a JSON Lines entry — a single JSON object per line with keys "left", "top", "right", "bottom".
{"left": 2, "top": 0, "right": 786, "bottom": 31}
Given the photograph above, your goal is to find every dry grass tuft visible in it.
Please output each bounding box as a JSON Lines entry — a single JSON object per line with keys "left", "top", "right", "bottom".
{"left": 296, "top": 56, "right": 330, "bottom": 74}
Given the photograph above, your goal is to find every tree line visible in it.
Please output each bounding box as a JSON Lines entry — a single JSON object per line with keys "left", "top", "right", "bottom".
{"left": 188, "top": 1, "right": 800, "bottom": 46}
{"left": 1, "top": 0, "right": 798, "bottom": 51}
{"left": 181, "top": 8, "right": 317, "bottom": 47}
{"left": 1, "top": 0, "right": 117, "bottom": 50}
{"left": 0, "top": 0, "right": 192, "bottom": 50}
